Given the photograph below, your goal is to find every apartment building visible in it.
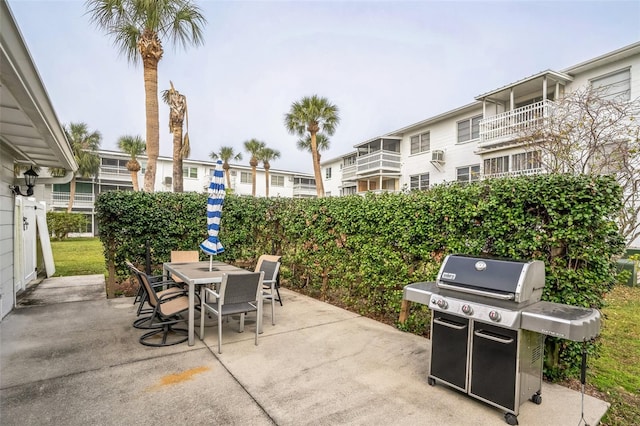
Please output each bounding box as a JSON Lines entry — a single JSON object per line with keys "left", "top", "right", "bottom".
{"left": 43, "top": 150, "right": 316, "bottom": 235}
{"left": 321, "top": 42, "right": 640, "bottom": 246}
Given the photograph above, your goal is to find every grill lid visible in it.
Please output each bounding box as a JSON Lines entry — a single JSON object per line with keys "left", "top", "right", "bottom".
{"left": 436, "top": 254, "right": 545, "bottom": 303}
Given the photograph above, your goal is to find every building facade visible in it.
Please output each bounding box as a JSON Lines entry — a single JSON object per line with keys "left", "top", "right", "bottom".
{"left": 321, "top": 42, "right": 640, "bottom": 246}
{"left": 44, "top": 150, "right": 316, "bottom": 236}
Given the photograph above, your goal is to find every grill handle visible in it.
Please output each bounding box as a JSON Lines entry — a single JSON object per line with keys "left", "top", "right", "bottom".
{"left": 433, "top": 317, "right": 467, "bottom": 330}
{"left": 474, "top": 329, "right": 514, "bottom": 344}
{"left": 437, "top": 282, "right": 515, "bottom": 300}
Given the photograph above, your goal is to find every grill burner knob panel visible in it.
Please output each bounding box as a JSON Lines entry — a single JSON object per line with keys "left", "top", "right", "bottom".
{"left": 489, "top": 310, "right": 501, "bottom": 322}
{"left": 462, "top": 304, "right": 473, "bottom": 315}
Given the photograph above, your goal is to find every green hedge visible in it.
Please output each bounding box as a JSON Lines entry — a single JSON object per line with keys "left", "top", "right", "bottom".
{"left": 96, "top": 174, "right": 625, "bottom": 379}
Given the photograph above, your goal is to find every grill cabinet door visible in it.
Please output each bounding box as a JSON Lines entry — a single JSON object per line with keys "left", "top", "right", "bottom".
{"left": 470, "top": 323, "right": 518, "bottom": 411}
{"left": 429, "top": 312, "right": 469, "bottom": 391}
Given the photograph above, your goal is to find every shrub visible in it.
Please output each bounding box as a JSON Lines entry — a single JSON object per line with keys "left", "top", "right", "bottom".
{"left": 47, "top": 211, "right": 88, "bottom": 240}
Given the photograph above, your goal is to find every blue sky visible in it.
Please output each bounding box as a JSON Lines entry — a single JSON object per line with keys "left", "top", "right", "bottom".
{"left": 7, "top": 0, "right": 640, "bottom": 173}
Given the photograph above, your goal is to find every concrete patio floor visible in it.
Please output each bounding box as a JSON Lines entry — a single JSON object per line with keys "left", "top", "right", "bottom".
{"left": 1, "top": 275, "right": 609, "bottom": 425}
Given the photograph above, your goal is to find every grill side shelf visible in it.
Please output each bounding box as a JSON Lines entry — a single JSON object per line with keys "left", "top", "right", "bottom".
{"left": 521, "top": 301, "right": 601, "bottom": 341}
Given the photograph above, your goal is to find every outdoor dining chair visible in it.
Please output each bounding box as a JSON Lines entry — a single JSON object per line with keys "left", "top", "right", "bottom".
{"left": 200, "top": 271, "right": 264, "bottom": 354}
{"left": 169, "top": 250, "right": 199, "bottom": 287}
{"left": 255, "top": 254, "right": 282, "bottom": 327}
{"left": 136, "top": 268, "right": 191, "bottom": 347}
{"left": 126, "top": 261, "right": 184, "bottom": 330}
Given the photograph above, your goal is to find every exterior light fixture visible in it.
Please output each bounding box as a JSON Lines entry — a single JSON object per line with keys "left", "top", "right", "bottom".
{"left": 9, "top": 166, "right": 39, "bottom": 196}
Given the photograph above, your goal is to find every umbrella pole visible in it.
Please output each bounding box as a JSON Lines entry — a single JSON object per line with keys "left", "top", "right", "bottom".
{"left": 209, "top": 255, "right": 213, "bottom": 271}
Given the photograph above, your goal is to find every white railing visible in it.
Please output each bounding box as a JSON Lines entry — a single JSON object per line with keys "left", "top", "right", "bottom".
{"left": 356, "top": 151, "right": 401, "bottom": 174}
{"left": 479, "top": 100, "right": 555, "bottom": 147}
{"left": 51, "top": 192, "right": 95, "bottom": 207}
{"left": 342, "top": 164, "right": 356, "bottom": 180}
{"left": 482, "top": 168, "right": 546, "bottom": 179}
{"left": 293, "top": 183, "right": 317, "bottom": 196}
{"left": 100, "top": 165, "right": 131, "bottom": 180}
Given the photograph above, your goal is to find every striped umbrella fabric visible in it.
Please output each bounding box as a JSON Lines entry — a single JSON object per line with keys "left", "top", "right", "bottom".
{"left": 200, "top": 160, "right": 225, "bottom": 257}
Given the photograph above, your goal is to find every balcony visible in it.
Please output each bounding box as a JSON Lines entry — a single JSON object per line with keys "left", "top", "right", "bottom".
{"left": 483, "top": 168, "right": 545, "bottom": 179}
{"left": 479, "top": 100, "right": 555, "bottom": 149}
{"left": 355, "top": 150, "right": 401, "bottom": 176}
{"left": 293, "top": 182, "right": 317, "bottom": 198}
{"left": 342, "top": 164, "right": 356, "bottom": 182}
{"left": 99, "top": 165, "right": 132, "bottom": 181}
{"left": 51, "top": 192, "right": 95, "bottom": 208}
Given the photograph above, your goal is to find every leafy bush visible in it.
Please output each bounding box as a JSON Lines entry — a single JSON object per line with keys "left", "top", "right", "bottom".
{"left": 47, "top": 211, "right": 88, "bottom": 240}
{"left": 96, "top": 174, "right": 625, "bottom": 378}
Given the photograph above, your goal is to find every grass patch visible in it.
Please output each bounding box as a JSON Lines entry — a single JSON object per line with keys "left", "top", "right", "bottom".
{"left": 50, "top": 237, "right": 106, "bottom": 277}
{"left": 590, "top": 285, "right": 640, "bottom": 426}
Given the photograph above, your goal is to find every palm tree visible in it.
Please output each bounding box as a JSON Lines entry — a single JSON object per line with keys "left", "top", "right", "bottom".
{"left": 243, "top": 139, "right": 266, "bottom": 196}
{"left": 64, "top": 123, "right": 102, "bottom": 213}
{"left": 297, "top": 133, "right": 330, "bottom": 164}
{"left": 285, "top": 95, "right": 339, "bottom": 197}
{"left": 210, "top": 147, "right": 242, "bottom": 190}
{"left": 86, "top": 0, "right": 206, "bottom": 193}
{"left": 117, "top": 135, "right": 146, "bottom": 191}
{"left": 258, "top": 147, "right": 281, "bottom": 197}
{"left": 162, "top": 81, "right": 189, "bottom": 192}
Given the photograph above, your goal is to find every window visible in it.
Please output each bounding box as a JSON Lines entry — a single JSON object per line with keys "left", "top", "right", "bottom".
{"left": 325, "top": 167, "right": 332, "bottom": 179}
{"left": 512, "top": 151, "right": 541, "bottom": 172}
{"left": 457, "top": 115, "right": 482, "bottom": 143}
{"left": 271, "top": 175, "right": 285, "bottom": 187}
{"left": 240, "top": 172, "right": 251, "bottom": 184}
{"left": 183, "top": 167, "right": 198, "bottom": 178}
{"left": 410, "top": 173, "right": 430, "bottom": 191}
{"left": 592, "top": 69, "right": 630, "bottom": 101}
{"left": 484, "top": 156, "right": 510, "bottom": 176}
{"left": 456, "top": 165, "right": 480, "bottom": 184}
{"left": 341, "top": 186, "right": 356, "bottom": 196}
{"left": 410, "top": 132, "right": 431, "bottom": 155}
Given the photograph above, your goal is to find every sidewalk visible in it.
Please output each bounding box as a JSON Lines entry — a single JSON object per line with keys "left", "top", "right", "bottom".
{"left": 1, "top": 275, "right": 609, "bottom": 425}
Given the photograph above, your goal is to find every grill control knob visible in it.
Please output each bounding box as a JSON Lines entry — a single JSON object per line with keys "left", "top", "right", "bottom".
{"left": 489, "top": 310, "right": 501, "bottom": 322}
{"left": 436, "top": 299, "right": 448, "bottom": 309}
{"left": 461, "top": 304, "right": 473, "bottom": 315}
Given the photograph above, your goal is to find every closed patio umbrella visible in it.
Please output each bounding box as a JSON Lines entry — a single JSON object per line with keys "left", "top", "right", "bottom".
{"left": 200, "top": 160, "right": 225, "bottom": 270}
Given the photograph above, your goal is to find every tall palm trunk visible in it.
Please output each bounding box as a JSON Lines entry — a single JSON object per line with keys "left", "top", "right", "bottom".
{"left": 310, "top": 132, "right": 325, "bottom": 196}
{"left": 66, "top": 176, "right": 77, "bottom": 213}
{"left": 250, "top": 157, "right": 258, "bottom": 196}
{"left": 223, "top": 161, "right": 231, "bottom": 189}
{"left": 140, "top": 32, "right": 162, "bottom": 193}
{"left": 172, "top": 128, "right": 184, "bottom": 192}
{"left": 131, "top": 169, "right": 140, "bottom": 191}
{"left": 264, "top": 163, "right": 271, "bottom": 197}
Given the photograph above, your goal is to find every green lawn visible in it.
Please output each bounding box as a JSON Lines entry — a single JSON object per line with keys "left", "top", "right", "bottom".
{"left": 590, "top": 285, "right": 640, "bottom": 426}
{"left": 50, "top": 237, "right": 639, "bottom": 425}
{"left": 50, "top": 237, "right": 106, "bottom": 277}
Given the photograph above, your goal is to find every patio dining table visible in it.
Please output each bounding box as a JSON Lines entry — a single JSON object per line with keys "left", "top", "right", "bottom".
{"left": 163, "top": 260, "right": 250, "bottom": 346}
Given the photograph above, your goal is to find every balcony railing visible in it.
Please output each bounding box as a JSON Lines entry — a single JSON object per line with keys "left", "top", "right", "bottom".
{"left": 482, "top": 168, "right": 545, "bottom": 179}
{"left": 99, "top": 165, "right": 132, "bottom": 180}
{"left": 293, "top": 183, "right": 317, "bottom": 197}
{"left": 356, "top": 151, "right": 401, "bottom": 175}
{"left": 51, "top": 192, "right": 95, "bottom": 208}
{"left": 479, "top": 100, "right": 555, "bottom": 147}
{"left": 342, "top": 164, "right": 356, "bottom": 181}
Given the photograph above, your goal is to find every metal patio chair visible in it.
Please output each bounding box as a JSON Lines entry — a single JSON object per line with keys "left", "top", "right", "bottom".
{"left": 255, "top": 254, "right": 282, "bottom": 327}
{"left": 199, "top": 272, "right": 264, "bottom": 354}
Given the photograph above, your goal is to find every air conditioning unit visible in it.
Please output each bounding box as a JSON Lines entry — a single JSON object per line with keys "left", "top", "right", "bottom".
{"left": 230, "top": 171, "right": 237, "bottom": 176}
{"left": 431, "top": 150, "right": 445, "bottom": 163}
{"left": 164, "top": 176, "right": 172, "bottom": 185}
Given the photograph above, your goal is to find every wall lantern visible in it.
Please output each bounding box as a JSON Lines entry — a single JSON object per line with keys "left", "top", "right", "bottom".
{"left": 9, "top": 166, "right": 39, "bottom": 196}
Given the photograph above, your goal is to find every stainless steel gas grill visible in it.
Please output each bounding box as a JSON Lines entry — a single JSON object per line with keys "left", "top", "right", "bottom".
{"left": 403, "top": 254, "right": 601, "bottom": 426}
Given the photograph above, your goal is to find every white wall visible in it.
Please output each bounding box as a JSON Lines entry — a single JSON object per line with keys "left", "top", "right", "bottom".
{"left": 0, "top": 144, "right": 16, "bottom": 318}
